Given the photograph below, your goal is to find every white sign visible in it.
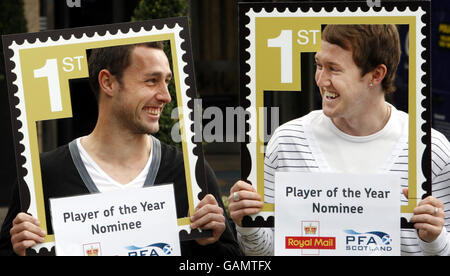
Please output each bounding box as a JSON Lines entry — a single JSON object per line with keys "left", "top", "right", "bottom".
{"left": 274, "top": 172, "right": 401, "bottom": 256}
{"left": 50, "top": 184, "right": 181, "bottom": 256}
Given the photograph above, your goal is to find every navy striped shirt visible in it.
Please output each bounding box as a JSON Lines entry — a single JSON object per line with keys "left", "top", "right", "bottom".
{"left": 237, "top": 109, "right": 450, "bottom": 256}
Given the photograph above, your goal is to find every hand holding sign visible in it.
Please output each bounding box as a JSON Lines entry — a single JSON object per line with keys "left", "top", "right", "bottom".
{"left": 190, "top": 194, "right": 226, "bottom": 246}
{"left": 10, "top": 213, "right": 46, "bottom": 256}
{"left": 228, "top": 181, "right": 263, "bottom": 227}
{"left": 403, "top": 188, "right": 445, "bottom": 242}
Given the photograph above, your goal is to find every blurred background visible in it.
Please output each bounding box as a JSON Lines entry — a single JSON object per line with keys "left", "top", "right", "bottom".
{"left": 1, "top": 0, "right": 449, "bottom": 226}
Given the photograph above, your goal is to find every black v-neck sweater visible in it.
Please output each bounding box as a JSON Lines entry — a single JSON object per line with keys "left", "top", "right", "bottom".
{"left": 0, "top": 142, "right": 242, "bottom": 257}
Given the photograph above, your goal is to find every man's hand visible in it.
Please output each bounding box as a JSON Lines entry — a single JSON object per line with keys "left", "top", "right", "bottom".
{"left": 190, "top": 194, "right": 226, "bottom": 246}
{"left": 228, "top": 180, "right": 263, "bottom": 227}
{"left": 10, "top": 212, "right": 46, "bottom": 256}
{"left": 403, "top": 188, "right": 445, "bottom": 242}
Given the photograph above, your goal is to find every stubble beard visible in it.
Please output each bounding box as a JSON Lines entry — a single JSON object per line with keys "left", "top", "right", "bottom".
{"left": 115, "top": 102, "right": 160, "bottom": 135}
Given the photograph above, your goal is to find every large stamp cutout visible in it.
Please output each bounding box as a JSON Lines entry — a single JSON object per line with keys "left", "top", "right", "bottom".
{"left": 238, "top": 1, "right": 431, "bottom": 228}
{"left": 2, "top": 17, "right": 207, "bottom": 254}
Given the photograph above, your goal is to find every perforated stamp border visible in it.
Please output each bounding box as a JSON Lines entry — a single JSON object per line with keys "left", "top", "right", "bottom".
{"left": 238, "top": 1, "right": 431, "bottom": 228}
{"left": 2, "top": 17, "right": 207, "bottom": 255}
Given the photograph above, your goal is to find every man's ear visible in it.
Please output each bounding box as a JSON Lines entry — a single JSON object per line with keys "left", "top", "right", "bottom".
{"left": 98, "top": 69, "right": 117, "bottom": 97}
{"left": 370, "top": 64, "right": 387, "bottom": 86}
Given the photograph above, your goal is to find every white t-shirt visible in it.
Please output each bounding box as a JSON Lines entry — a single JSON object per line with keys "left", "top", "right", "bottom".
{"left": 311, "top": 103, "right": 406, "bottom": 173}
{"left": 76, "top": 138, "right": 152, "bottom": 192}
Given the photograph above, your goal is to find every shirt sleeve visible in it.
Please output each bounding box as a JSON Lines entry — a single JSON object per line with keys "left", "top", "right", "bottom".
{"left": 419, "top": 227, "right": 450, "bottom": 256}
{"left": 235, "top": 226, "right": 274, "bottom": 256}
{"left": 235, "top": 130, "right": 281, "bottom": 256}
{"left": 420, "top": 130, "right": 450, "bottom": 255}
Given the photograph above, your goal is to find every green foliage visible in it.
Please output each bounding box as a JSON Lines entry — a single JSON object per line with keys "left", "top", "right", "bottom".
{"left": 132, "top": 0, "right": 189, "bottom": 147}
{"left": 132, "top": 0, "right": 188, "bottom": 21}
{"left": 0, "top": 0, "right": 27, "bottom": 35}
{"left": 0, "top": 0, "right": 27, "bottom": 82}
{"left": 222, "top": 195, "right": 231, "bottom": 218}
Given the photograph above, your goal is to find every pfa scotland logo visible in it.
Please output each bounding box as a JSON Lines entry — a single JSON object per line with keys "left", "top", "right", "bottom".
{"left": 344, "top": 229, "right": 393, "bottom": 253}
{"left": 126, "top": 243, "right": 174, "bottom": 256}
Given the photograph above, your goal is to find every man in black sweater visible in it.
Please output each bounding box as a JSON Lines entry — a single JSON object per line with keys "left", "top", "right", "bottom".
{"left": 0, "top": 41, "right": 241, "bottom": 256}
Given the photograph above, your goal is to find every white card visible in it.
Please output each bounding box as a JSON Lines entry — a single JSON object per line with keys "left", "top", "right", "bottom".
{"left": 274, "top": 172, "right": 401, "bottom": 256}
{"left": 50, "top": 184, "right": 181, "bottom": 256}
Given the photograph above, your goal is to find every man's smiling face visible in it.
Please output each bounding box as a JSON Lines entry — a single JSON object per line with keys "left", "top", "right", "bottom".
{"left": 112, "top": 46, "right": 172, "bottom": 135}
{"left": 315, "top": 40, "right": 375, "bottom": 122}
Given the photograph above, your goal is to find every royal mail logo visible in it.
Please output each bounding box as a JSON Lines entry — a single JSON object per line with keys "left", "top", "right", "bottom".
{"left": 302, "top": 221, "right": 319, "bottom": 236}
{"left": 83, "top": 242, "right": 101, "bottom": 256}
{"left": 285, "top": 221, "right": 336, "bottom": 254}
{"left": 304, "top": 224, "right": 317, "bottom": 235}
{"left": 285, "top": 236, "right": 336, "bottom": 250}
{"left": 86, "top": 248, "right": 98, "bottom": 256}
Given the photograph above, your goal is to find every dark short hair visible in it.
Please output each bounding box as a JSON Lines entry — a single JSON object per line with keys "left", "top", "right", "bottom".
{"left": 88, "top": 41, "right": 165, "bottom": 100}
{"left": 322, "top": 24, "right": 401, "bottom": 94}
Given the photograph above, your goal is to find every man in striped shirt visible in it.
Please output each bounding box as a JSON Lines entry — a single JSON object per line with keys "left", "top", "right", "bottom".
{"left": 228, "top": 24, "right": 450, "bottom": 256}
